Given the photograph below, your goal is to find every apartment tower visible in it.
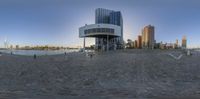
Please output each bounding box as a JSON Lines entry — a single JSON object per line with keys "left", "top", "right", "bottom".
{"left": 142, "top": 25, "right": 155, "bottom": 49}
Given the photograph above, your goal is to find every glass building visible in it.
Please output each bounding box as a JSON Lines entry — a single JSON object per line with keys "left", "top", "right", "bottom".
{"left": 95, "top": 8, "right": 123, "bottom": 49}
{"left": 79, "top": 8, "right": 123, "bottom": 51}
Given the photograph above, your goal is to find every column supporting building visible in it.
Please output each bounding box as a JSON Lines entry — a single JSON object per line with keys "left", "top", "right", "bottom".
{"left": 83, "top": 37, "right": 85, "bottom": 52}
{"left": 107, "top": 35, "right": 109, "bottom": 51}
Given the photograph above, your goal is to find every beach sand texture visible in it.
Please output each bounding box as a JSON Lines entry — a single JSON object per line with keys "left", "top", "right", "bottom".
{"left": 0, "top": 49, "right": 200, "bottom": 99}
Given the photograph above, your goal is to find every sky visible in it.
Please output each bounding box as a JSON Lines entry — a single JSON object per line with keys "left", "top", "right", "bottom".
{"left": 0, "top": 0, "right": 200, "bottom": 48}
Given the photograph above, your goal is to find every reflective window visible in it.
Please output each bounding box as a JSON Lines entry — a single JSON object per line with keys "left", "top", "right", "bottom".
{"left": 84, "top": 28, "right": 114, "bottom": 34}
{"left": 97, "top": 28, "right": 100, "bottom": 32}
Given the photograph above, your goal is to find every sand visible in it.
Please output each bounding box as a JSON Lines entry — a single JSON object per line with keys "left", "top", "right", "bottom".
{"left": 0, "top": 49, "right": 200, "bottom": 99}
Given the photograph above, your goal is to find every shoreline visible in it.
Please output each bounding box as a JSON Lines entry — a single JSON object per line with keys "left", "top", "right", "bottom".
{"left": 0, "top": 48, "right": 198, "bottom": 56}
{"left": 0, "top": 49, "right": 79, "bottom": 56}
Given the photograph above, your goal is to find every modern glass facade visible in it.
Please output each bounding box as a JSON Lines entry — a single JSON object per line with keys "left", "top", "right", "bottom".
{"left": 95, "top": 8, "right": 123, "bottom": 28}
{"left": 142, "top": 25, "right": 155, "bottom": 49}
{"left": 95, "top": 8, "right": 113, "bottom": 24}
{"left": 110, "top": 12, "right": 121, "bottom": 26}
{"left": 84, "top": 28, "right": 114, "bottom": 34}
{"left": 79, "top": 8, "right": 124, "bottom": 51}
{"left": 95, "top": 8, "right": 123, "bottom": 49}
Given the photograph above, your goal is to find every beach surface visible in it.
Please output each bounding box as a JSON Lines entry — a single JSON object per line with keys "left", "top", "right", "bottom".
{"left": 0, "top": 49, "right": 200, "bottom": 99}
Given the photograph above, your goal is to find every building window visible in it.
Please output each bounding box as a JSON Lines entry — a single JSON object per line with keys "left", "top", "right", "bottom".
{"left": 102, "top": 28, "right": 106, "bottom": 32}
{"left": 85, "top": 28, "right": 114, "bottom": 34}
{"left": 84, "top": 30, "right": 88, "bottom": 34}
{"left": 97, "top": 28, "right": 100, "bottom": 32}
{"left": 88, "top": 29, "right": 92, "bottom": 33}
{"left": 105, "top": 28, "right": 109, "bottom": 32}
{"left": 111, "top": 29, "right": 114, "bottom": 33}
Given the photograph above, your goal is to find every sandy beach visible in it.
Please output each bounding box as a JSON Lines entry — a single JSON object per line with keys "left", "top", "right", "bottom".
{"left": 0, "top": 49, "right": 200, "bottom": 99}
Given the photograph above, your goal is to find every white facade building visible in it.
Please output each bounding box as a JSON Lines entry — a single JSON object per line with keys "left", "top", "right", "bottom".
{"left": 79, "top": 24, "right": 121, "bottom": 38}
{"left": 79, "top": 8, "right": 123, "bottom": 51}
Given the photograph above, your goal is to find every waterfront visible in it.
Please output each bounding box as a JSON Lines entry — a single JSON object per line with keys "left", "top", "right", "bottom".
{"left": 0, "top": 49, "right": 200, "bottom": 99}
{"left": 0, "top": 49, "right": 78, "bottom": 56}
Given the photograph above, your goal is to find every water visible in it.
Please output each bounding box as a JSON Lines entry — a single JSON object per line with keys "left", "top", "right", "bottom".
{"left": 0, "top": 49, "right": 78, "bottom": 56}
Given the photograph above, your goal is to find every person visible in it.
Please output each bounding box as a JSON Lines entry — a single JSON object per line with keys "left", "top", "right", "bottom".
{"left": 34, "top": 54, "right": 37, "bottom": 59}
{"left": 90, "top": 53, "right": 93, "bottom": 59}
{"left": 90, "top": 52, "right": 95, "bottom": 59}
{"left": 187, "top": 50, "right": 191, "bottom": 56}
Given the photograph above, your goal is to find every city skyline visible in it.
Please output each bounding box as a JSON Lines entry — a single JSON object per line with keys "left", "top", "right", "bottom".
{"left": 0, "top": 0, "right": 200, "bottom": 48}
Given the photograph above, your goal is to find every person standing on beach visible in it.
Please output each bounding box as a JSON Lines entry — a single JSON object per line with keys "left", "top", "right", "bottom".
{"left": 34, "top": 54, "right": 37, "bottom": 59}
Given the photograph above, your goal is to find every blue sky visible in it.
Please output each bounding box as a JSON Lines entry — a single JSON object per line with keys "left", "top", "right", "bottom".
{"left": 0, "top": 0, "right": 200, "bottom": 48}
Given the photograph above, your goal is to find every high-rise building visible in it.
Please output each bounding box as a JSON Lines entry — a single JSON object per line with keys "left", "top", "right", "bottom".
{"left": 142, "top": 29, "right": 146, "bottom": 48}
{"left": 10, "top": 45, "right": 13, "bottom": 49}
{"left": 142, "top": 25, "right": 155, "bottom": 49}
{"left": 134, "top": 40, "right": 138, "bottom": 48}
{"left": 182, "top": 36, "right": 187, "bottom": 49}
{"left": 95, "top": 8, "right": 123, "bottom": 48}
{"left": 16, "top": 45, "right": 19, "bottom": 49}
{"left": 95, "top": 8, "right": 113, "bottom": 24}
{"left": 176, "top": 39, "right": 178, "bottom": 46}
{"left": 79, "top": 8, "right": 123, "bottom": 51}
{"left": 175, "top": 39, "right": 179, "bottom": 48}
{"left": 137, "top": 35, "right": 142, "bottom": 49}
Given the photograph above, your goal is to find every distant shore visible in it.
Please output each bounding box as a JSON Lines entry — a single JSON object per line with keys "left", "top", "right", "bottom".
{"left": 0, "top": 49, "right": 79, "bottom": 56}
{"left": 0, "top": 48, "right": 199, "bottom": 56}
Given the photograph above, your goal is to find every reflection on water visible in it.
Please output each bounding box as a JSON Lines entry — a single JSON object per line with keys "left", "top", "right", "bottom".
{"left": 0, "top": 49, "right": 78, "bottom": 56}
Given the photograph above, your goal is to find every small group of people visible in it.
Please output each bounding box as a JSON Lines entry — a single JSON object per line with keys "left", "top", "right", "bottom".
{"left": 33, "top": 52, "right": 68, "bottom": 60}
{"left": 87, "top": 52, "right": 95, "bottom": 59}
{"left": 34, "top": 54, "right": 37, "bottom": 59}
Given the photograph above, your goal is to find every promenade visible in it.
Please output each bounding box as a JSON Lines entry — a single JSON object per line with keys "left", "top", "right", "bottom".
{"left": 0, "top": 49, "right": 200, "bottom": 99}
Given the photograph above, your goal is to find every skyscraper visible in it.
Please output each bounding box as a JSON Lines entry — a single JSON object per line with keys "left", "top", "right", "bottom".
{"left": 182, "top": 36, "right": 187, "bottom": 49}
{"left": 95, "top": 8, "right": 113, "bottom": 24}
{"left": 175, "top": 39, "right": 179, "bottom": 48}
{"left": 176, "top": 39, "right": 179, "bottom": 46}
{"left": 95, "top": 8, "right": 123, "bottom": 47}
{"left": 79, "top": 8, "right": 123, "bottom": 51}
{"left": 142, "top": 25, "right": 155, "bottom": 49}
{"left": 16, "top": 45, "right": 19, "bottom": 49}
{"left": 134, "top": 40, "right": 138, "bottom": 48}
{"left": 137, "top": 35, "right": 142, "bottom": 49}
